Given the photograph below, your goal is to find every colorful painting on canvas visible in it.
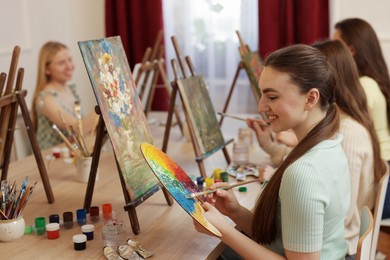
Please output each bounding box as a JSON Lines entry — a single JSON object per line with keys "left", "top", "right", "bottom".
{"left": 242, "top": 51, "right": 263, "bottom": 101}
{"left": 176, "top": 76, "right": 225, "bottom": 155}
{"left": 140, "top": 143, "right": 221, "bottom": 237}
{"left": 78, "top": 37, "right": 158, "bottom": 200}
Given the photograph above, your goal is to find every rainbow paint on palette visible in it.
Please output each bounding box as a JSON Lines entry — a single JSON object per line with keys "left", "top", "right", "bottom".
{"left": 140, "top": 143, "right": 221, "bottom": 237}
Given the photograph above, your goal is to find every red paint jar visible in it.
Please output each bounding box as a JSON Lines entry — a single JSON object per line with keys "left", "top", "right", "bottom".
{"left": 102, "top": 203, "right": 112, "bottom": 220}
{"left": 52, "top": 148, "right": 61, "bottom": 159}
{"left": 46, "top": 223, "right": 60, "bottom": 239}
{"left": 89, "top": 206, "right": 99, "bottom": 222}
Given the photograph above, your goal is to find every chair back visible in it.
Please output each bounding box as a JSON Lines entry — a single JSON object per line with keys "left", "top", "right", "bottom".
{"left": 371, "top": 164, "right": 389, "bottom": 260}
{"left": 357, "top": 206, "right": 374, "bottom": 260}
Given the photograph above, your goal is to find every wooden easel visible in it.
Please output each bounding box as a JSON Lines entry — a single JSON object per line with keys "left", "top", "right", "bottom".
{"left": 134, "top": 31, "right": 183, "bottom": 134}
{"left": 83, "top": 106, "right": 173, "bottom": 235}
{"left": 0, "top": 46, "right": 54, "bottom": 203}
{"left": 219, "top": 31, "right": 263, "bottom": 126}
{"left": 162, "top": 36, "right": 232, "bottom": 178}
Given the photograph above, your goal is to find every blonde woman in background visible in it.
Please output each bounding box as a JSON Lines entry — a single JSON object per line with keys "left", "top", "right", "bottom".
{"left": 31, "top": 41, "right": 98, "bottom": 150}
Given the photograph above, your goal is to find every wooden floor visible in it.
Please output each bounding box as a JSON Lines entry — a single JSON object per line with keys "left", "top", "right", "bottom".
{"left": 378, "top": 227, "right": 390, "bottom": 258}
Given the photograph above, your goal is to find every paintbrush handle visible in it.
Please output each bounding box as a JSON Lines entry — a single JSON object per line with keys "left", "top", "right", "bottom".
{"left": 218, "top": 112, "right": 269, "bottom": 127}
{"left": 52, "top": 124, "right": 81, "bottom": 156}
{"left": 217, "top": 112, "right": 246, "bottom": 121}
{"left": 187, "top": 179, "right": 259, "bottom": 198}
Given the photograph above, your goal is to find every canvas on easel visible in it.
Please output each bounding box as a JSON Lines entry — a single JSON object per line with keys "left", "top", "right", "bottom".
{"left": 0, "top": 46, "right": 54, "bottom": 203}
{"left": 219, "top": 30, "right": 263, "bottom": 125}
{"left": 162, "top": 36, "right": 233, "bottom": 178}
{"left": 78, "top": 36, "right": 172, "bottom": 234}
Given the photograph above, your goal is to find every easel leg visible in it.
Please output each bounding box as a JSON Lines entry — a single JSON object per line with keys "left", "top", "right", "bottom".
{"left": 114, "top": 158, "right": 141, "bottom": 234}
{"left": 222, "top": 147, "right": 231, "bottom": 165}
{"left": 83, "top": 115, "right": 105, "bottom": 211}
{"left": 17, "top": 92, "right": 54, "bottom": 203}
{"left": 157, "top": 61, "right": 184, "bottom": 135}
{"left": 128, "top": 206, "right": 140, "bottom": 235}
{"left": 219, "top": 62, "right": 244, "bottom": 126}
{"left": 162, "top": 82, "right": 178, "bottom": 153}
{"left": 1, "top": 97, "right": 20, "bottom": 180}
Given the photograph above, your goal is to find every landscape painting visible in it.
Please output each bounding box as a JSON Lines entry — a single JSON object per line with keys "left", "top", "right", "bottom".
{"left": 78, "top": 36, "right": 158, "bottom": 200}
{"left": 242, "top": 51, "right": 263, "bottom": 101}
{"left": 141, "top": 143, "right": 221, "bottom": 237}
{"left": 176, "top": 75, "right": 225, "bottom": 155}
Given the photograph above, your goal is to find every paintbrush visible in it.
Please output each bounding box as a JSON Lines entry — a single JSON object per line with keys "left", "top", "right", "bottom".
{"left": 217, "top": 112, "right": 268, "bottom": 127}
{"left": 185, "top": 179, "right": 259, "bottom": 199}
{"left": 74, "top": 101, "right": 89, "bottom": 155}
{"left": 58, "top": 110, "right": 72, "bottom": 136}
{"left": 52, "top": 124, "right": 81, "bottom": 157}
{"left": 18, "top": 181, "right": 37, "bottom": 217}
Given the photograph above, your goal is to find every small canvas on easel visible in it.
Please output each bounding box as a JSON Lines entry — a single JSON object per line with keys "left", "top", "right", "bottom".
{"left": 242, "top": 51, "right": 263, "bottom": 100}
{"left": 140, "top": 143, "right": 221, "bottom": 237}
{"left": 78, "top": 37, "right": 158, "bottom": 199}
{"left": 176, "top": 75, "right": 225, "bottom": 155}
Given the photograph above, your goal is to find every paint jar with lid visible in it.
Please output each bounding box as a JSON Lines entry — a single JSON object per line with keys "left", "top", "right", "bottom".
{"left": 76, "top": 208, "right": 87, "bottom": 226}
{"left": 102, "top": 203, "right": 112, "bottom": 221}
{"left": 196, "top": 176, "right": 204, "bottom": 191}
{"left": 82, "top": 224, "right": 94, "bottom": 240}
{"left": 46, "top": 223, "right": 60, "bottom": 239}
{"left": 63, "top": 211, "right": 73, "bottom": 229}
{"left": 49, "top": 214, "right": 60, "bottom": 224}
{"left": 220, "top": 172, "right": 229, "bottom": 183}
{"left": 89, "top": 206, "right": 100, "bottom": 222}
{"left": 73, "top": 234, "right": 87, "bottom": 251}
{"left": 34, "top": 217, "right": 46, "bottom": 235}
{"left": 205, "top": 177, "right": 213, "bottom": 189}
{"left": 213, "top": 168, "right": 222, "bottom": 181}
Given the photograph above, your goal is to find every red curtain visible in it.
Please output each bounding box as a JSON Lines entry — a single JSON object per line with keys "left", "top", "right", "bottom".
{"left": 258, "top": 0, "right": 329, "bottom": 58}
{"left": 105, "top": 0, "right": 169, "bottom": 110}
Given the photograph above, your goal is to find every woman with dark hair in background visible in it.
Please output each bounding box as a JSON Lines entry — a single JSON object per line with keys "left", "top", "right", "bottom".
{"left": 333, "top": 18, "right": 390, "bottom": 219}
{"left": 314, "top": 39, "right": 387, "bottom": 257}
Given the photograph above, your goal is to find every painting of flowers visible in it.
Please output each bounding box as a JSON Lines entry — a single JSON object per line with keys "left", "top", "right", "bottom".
{"left": 78, "top": 36, "right": 158, "bottom": 200}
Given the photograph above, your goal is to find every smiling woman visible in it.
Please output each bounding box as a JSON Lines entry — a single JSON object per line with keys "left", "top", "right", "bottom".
{"left": 193, "top": 44, "right": 350, "bottom": 260}
{"left": 31, "top": 41, "right": 99, "bottom": 150}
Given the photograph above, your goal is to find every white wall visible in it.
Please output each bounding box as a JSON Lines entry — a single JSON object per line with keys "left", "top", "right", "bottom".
{"left": 3, "top": 0, "right": 390, "bottom": 159}
{"left": 330, "top": 0, "right": 390, "bottom": 69}
{"left": 0, "top": 0, "right": 104, "bottom": 159}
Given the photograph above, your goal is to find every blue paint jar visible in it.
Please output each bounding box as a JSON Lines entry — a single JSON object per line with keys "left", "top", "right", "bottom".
{"left": 81, "top": 224, "right": 94, "bottom": 240}
{"left": 196, "top": 176, "right": 204, "bottom": 191}
{"left": 49, "top": 214, "right": 60, "bottom": 224}
{"left": 76, "top": 208, "right": 87, "bottom": 226}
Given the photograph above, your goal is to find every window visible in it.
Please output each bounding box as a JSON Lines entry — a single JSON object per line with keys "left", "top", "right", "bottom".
{"left": 163, "top": 0, "right": 259, "bottom": 113}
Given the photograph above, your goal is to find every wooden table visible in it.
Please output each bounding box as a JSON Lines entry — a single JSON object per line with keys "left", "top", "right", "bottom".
{"left": 2, "top": 112, "right": 268, "bottom": 259}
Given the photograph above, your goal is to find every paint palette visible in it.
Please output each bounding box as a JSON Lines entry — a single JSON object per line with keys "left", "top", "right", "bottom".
{"left": 140, "top": 143, "right": 221, "bottom": 237}
{"left": 226, "top": 164, "right": 259, "bottom": 179}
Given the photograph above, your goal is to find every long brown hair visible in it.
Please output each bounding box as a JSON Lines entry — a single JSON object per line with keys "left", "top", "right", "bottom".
{"left": 31, "top": 41, "right": 68, "bottom": 130}
{"left": 335, "top": 18, "right": 390, "bottom": 125}
{"left": 252, "top": 44, "right": 339, "bottom": 244}
{"left": 313, "top": 40, "right": 386, "bottom": 183}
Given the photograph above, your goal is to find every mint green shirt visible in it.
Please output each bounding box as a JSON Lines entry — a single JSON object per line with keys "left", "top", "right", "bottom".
{"left": 267, "top": 134, "right": 350, "bottom": 259}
